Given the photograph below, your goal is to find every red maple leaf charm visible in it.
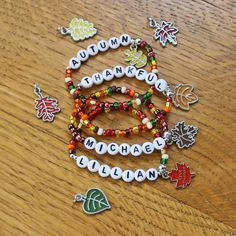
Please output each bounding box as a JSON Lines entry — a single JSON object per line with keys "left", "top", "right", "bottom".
{"left": 168, "top": 163, "right": 195, "bottom": 188}
{"left": 34, "top": 85, "right": 60, "bottom": 122}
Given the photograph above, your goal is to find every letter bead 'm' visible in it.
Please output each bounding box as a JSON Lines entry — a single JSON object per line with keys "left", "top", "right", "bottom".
{"left": 108, "top": 37, "right": 120, "bottom": 49}
{"left": 84, "top": 137, "right": 96, "bottom": 150}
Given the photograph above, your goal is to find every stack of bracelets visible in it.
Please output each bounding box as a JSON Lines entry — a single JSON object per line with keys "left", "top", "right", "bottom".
{"left": 64, "top": 34, "right": 198, "bottom": 185}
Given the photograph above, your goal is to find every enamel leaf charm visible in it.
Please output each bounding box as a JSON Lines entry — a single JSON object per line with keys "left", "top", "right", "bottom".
{"left": 148, "top": 17, "right": 179, "bottom": 47}
{"left": 74, "top": 188, "right": 111, "bottom": 215}
{"left": 124, "top": 48, "right": 147, "bottom": 68}
{"left": 173, "top": 84, "right": 198, "bottom": 111}
{"left": 34, "top": 85, "right": 60, "bottom": 122}
{"left": 58, "top": 18, "right": 97, "bottom": 41}
{"left": 171, "top": 122, "right": 198, "bottom": 149}
{"left": 169, "top": 162, "right": 195, "bottom": 188}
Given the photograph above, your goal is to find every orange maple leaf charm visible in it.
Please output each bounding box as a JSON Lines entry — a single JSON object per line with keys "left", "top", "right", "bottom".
{"left": 173, "top": 84, "right": 198, "bottom": 111}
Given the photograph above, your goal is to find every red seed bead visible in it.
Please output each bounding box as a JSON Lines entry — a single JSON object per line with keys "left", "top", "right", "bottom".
{"left": 140, "top": 41, "right": 147, "bottom": 48}
{"left": 155, "top": 132, "right": 161, "bottom": 137}
{"left": 148, "top": 52, "right": 155, "bottom": 58}
{"left": 138, "top": 124, "right": 143, "bottom": 131}
{"left": 66, "top": 81, "right": 73, "bottom": 87}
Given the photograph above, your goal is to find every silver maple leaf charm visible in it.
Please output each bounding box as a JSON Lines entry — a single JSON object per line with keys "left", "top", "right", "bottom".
{"left": 170, "top": 121, "right": 198, "bottom": 149}
{"left": 148, "top": 17, "right": 179, "bottom": 47}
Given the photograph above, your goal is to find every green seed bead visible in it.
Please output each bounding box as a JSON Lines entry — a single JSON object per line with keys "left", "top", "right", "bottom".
{"left": 69, "top": 85, "right": 75, "bottom": 90}
{"left": 113, "top": 102, "right": 119, "bottom": 109}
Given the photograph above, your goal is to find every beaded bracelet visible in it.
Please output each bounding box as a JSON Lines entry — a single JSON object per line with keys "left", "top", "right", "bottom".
{"left": 70, "top": 154, "right": 169, "bottom": 183}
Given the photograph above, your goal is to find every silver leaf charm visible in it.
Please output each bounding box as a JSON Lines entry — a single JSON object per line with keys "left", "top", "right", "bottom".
{"left": 170, "top": 121, "right": 198, "bottom": 149}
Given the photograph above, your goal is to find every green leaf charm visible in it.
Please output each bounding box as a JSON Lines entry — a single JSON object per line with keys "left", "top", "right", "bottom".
{"left": 124, "top": 48, "right": 147, "bottom": 68}
{"left": 74, "top": 188, "right": 111, "bottom": 215}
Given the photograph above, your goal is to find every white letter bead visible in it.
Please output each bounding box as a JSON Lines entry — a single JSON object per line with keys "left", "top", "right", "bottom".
{"left": 98, "top": 164, "right": 111, "bottom": 177}
{"left": 136, "top": 69, "right": 147, "bottom": 81}
{"left": 76, "top": 155, "right": 89, "bottom": 168}
{"left": 102, "top": 69, "right": 114, "bottom": 81}
{"left": 146, "top": 168, "right": 158, "bottom": 181}
{"left": 87, "top": 44, "right": 99, "bottom": 56}
{"left": 87, "top": 160, "right": 100, "bottom": 172}
{"left": 107, "top": 143, "right": 119, "bottom": 155}
{"left": 81, "top": 76, "right": 93, "bottom": 89}
{"left": 114, "top": 66, "right": 125, "bottom": 78}
{"left": 120, "top": 34, "right": 131, "bottom": 46}
{"left": 134, "top": 169, "right": 146, "bottom": 182}
{"left": 84, "top": 137, "right": 96, "bottom": 150}
{"left": 153, "top": 137, "right": 166, "bottom": 150}
{"left": 69, "top": 57, "right": 81, "bottom": 69}
{"left": 92, "top": 73, "right": 104, "bottom": 85}
{"left": 142, "top": 142, "right": 154, "bottom": 154}
{"left": 119, "top": 143, "right": 131, "bottom": 156}
{"left": 130, "top": 144, "right": 142, "bottom": 157}
{"left": 108, "top": 37, "right": 120, "bottom": 49}
{"left": 155, "top": 79, "right": 167, "bottom": 92}
{"left": 97, "top": 40, "right": 109, "bottom": 52}
{"left": 125, "top": 66, "right": 136, "bottom": 77}
{"left": 145, "top": 73, "right": 157, "bottom": 85}
{"left": 110, "top": 167, "right": 123, "bottom": 180}
{"left": 77, "top": 49, "right": 89, "bottom": 62}
{"left": 122, "top": 170, "right": 134, "bottom": 182}
{"left": 95, "top": 142, "right": 107, "bottom": 155}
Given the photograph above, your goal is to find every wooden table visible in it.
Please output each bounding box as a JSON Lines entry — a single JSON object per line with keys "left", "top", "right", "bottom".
{"left": 0, "top": 0, "right": 235, "bottom": 235}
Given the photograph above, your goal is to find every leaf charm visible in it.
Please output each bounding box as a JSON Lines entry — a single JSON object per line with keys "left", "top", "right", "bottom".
{"left": 173, "top": 84, "right": 198, "bottom": 111}
{"left": 170, "top": 121, "right": 198, "bottom": 149}
{"left": 69, "top": 18, "right": 97, "bottom": 41}
{"left": 169, "top": 162, "right": 195, "bottom": 188}
{"left": 124, "top": 48, "right": 147, "bottom": 68}
{"left": 34, "top": 85, "right": 60, "bottom": 122}
{"left": 74, "top": 188, "right": 111, "bottom": 215}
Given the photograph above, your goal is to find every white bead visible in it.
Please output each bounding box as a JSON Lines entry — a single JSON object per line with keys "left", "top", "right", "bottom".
{"left": 119, "top": 143, "right": 131, "bottom": 156}
{"left": 107, "top": 143, "right": 119, "bottom": 155}
{"left": 65, "top": 77, "right": 72, "bottom": 83}
{"left": 146, "top": 168, "right": 158, "bottom": 181}
{"left": 142, "top": 142, "right": 154, "bottom": 154}
{"left": 121, "top": 87, "right": 127, "bottom": 93}
{"left": 136, "top": 69, "right": 147, "bottom": 81}
{"left": 76, "top": 155, "right": 89, "bottom": 168}
{"left": 122, "top": 170, "right": 134, "bottom": 182}
{"left": 130, "top": 144, "right": 142, "bottom": 157}
{"left": 98, "top": 164, "right": 111, "bottom": 177}
{"left": 92, "top": 73, "right": 104, "bottom": 85}
{"left": 145, "top": 73, "right": 157, "bottom": 85}
{"left": 120, "top": 34, "right": 131, "bottom": 46}
{"left": 108, "top": 37, "right": 120, "bottom": 49}
{"left": 142, "top": 117, "right": 149, "bottom": 124}
{"left": 113, "top": 65, "right": 125, "bottom": 78}
{"left": 77, "top": 49, "right": 89, "bottom": 62}
{"left": 87, "top": 44, "right": 99, "bottom": 56}
{"left": 97, "top": 40, "right": 109, "bottom": 52}
{"left": 162, "top": 154, "right": 169, "bottom": 160}
{"left": 97, "top": 128, "right": 103, "bottom": 136}
{"left": 84, "top": 137, "right": 96, "bottom": 150}
{"left": 70, "top": 89, "right": 75, "bottom": 95}
{"left": 102, "top": 69, "right": 114, "bottom": 81}
{"left": 125, "top": 66, "right": 137, "bottom": 77}
{"left": 134, "top": 169, "right": 146, "bottom": 182}
{"left": 87, "top": 160, "right": 100, "bottom": 172}
{"left": 95, "top": 142, "right": 107, "bottom": 155}
{"left": 153, "top": 137, "right": 166, "bottom": 150}
{"left": 152, "top": 69, "right": 158, "bottom": 74}
{"left": 136, "top": 98, "right": 141, "bottom": 105}
{"left": 110, "top": 167, "right": 123, "bottom": 180}
{"left": 146, "top": 122, "right": 153, "bottom": 129}
{"left": 155, "top": 79, "right": 167, "bottom": 92}
{"left": 81, "top": 76, "right": 93, "bottom": 89}
{"left": 69, "top": 57, "right": 81, "bottom": 69}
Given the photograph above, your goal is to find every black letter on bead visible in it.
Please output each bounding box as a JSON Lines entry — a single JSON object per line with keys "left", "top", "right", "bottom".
{"left": 121, "top": 35, "right": 129, "bottom": 44}
{"left": 110, "top": 38, "right": 118, "bottom": 45}
{"left": 148, "top": 170, "right": 156, "bottom": 179}
{"left": 72, "top": 59, "right": 79, "bottom": 66}
{"left": 85, "top": 139, "right": 94, "bottom": 148}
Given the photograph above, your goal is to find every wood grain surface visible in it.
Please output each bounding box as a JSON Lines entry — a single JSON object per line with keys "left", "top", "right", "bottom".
{"left": 0, "top": 0, "right": 236, "bottom": 235}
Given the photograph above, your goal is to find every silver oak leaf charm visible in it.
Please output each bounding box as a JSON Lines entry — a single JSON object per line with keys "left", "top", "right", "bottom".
{"left": 170, "top": 121, "right": 198, "bottom": 149}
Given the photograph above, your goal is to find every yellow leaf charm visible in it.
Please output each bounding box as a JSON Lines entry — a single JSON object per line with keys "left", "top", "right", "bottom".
{"left": 173, "top": 84, "right": 198, "bottom": 111}
{"left": 124, "top": 48, "right": 147, "bottom": 68}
